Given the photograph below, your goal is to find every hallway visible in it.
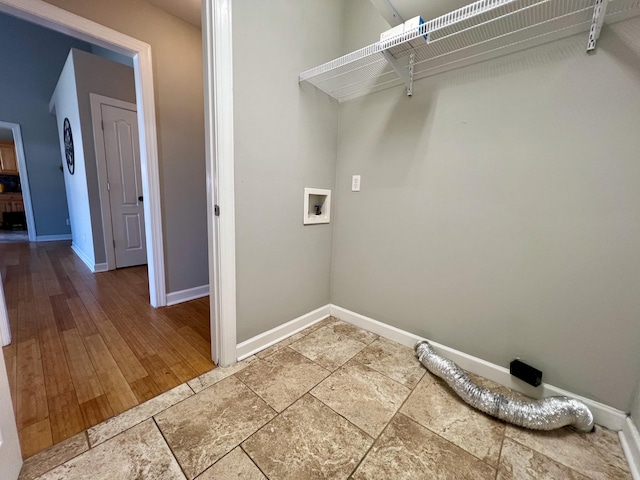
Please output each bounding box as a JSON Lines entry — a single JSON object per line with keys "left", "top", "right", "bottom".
{"left": 0, "top": 241, "right": 213, "bottom": 458}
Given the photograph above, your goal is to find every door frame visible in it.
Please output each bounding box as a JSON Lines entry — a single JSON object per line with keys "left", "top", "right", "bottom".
{"left": 203, "top": 0, "right": 237, "bottom": 367}
{"left": 0, "top": 273, "right": 21, "bottom": 478}
{"left": 0, "top": 122, "right": 36, "bottom": 242}
{"left": 89, "top": 94, "right": 141, "bottom": 271}
{"left": 0, "top": 0, "right": 167, "bottom": 308}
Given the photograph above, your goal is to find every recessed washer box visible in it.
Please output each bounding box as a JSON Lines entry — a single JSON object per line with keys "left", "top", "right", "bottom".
{"left": 303, "top": 188, "right": 331, "bottom": 225}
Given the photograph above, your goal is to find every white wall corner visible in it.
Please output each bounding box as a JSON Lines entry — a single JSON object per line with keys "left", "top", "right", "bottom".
{"left": 93, "top": 263, "right": 109, "bottom": 273}
{"left": 236, "top": 305, "right": 331, "bottom": 361}
{"left": 71, "top": 243, "right": 96, "bottom": 273}
{"left": 0, "top": 275, "right": 11, "bottom": 347}
{"left": 620, "top": 417, "right": 640, "bottom": 480}
{"left": 166, "top": 285, "right": 210, "bottom": 306}
{"left": 329, "top": 304, "right": 628, "bottom": 432}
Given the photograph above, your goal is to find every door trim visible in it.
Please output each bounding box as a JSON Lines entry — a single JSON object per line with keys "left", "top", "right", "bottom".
{"left": 0, "top": 0, "right": 167, "bottom": 307}
{"left": 0, "top": 122, "right": 36, "bottom": 242}
{"left": 90, "top": 94, "right": 139, "bottom": 272}
{"left": 203, "top": 0, "right": 236, "bottom": 367}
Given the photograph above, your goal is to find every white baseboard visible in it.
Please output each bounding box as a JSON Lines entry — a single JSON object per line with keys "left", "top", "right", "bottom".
{"left": 94, "top": 263, "right": 108, "bottom": 273}
{"left": 236, "top": 305, "right": 331, "bottom": 361}
{"left": 71, "top": 244, "right": 98, "bottom": 273}
{"left": 35, "top": 234, "right": 72, "bottom": 242}
{"left": 620, "top": 417, "right": 640, "bottom": 480}
{"left": 329, "top": 304, "right": 627, "bottom": 432}
{"left": 166, "top": 285, "right": 210, "bottom": 306}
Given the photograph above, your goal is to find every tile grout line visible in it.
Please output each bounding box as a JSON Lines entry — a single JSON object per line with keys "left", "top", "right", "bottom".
{"left": 494, "top": 425, "right": 506, "bottom": 480}
{"left": 240, "top": 444, "right": 271, "bottom": 480}
{"left": 294, "top": 330, "right": 420, "bottom": 477}
{"left": 231, "top": 350, "right": 332, "bottom": 415}
{"left": 343, "top": 381, "right": 420, "bottom": 477}
{"left": 24, "top": 316, "right": 361, "bottom": 475}
{"left": 152, "top": 416, "right": 189, "bottom": 480}
{"left": 254, "top": 316, "right": 337, "bottom": 361}
{"left": 405, "top": 377, "right": 503, "bottom": 472}
{"left": 25, "top": 384, "right": 199, "bottom": 479}
{"left": 352, "top": 340, "right": 427, "bottom": 388}
{"left": 22, "top": 432, "right": 92, "bottom": 480}
{"left": 88, "top": 383, "right": 197, "bottom": 448}
{"left": 505, "top": 433, "right": 631, "bottom": 478}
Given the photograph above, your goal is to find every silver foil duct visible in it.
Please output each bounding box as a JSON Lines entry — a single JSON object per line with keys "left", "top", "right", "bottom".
{"left": 415, "top": 340, "right": 594, "bottom": 432}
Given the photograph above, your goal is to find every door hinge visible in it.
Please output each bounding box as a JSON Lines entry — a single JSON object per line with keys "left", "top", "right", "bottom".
{"left": 107, "top": 182, "right": 110, "bottom": 191}
{"left": 113, "top": 239, "right": 115, "bottom": 248}
{"left": 214, "top": 205, "right": 220, "bottom": 216}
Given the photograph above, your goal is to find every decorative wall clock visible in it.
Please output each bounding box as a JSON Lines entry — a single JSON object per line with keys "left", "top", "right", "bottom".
{"left": 63, "top": 118, "right": 75, "bottom": 175}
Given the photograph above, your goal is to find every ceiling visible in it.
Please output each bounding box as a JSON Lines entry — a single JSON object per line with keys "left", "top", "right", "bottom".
{"left": 145, "top": 0, "right": 201, "bottom": 27}
{"left": 143, "top": 0, "right": 474, "bottom": 30}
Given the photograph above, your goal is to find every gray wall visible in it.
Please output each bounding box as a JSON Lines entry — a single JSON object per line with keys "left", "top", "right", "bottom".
{"left": 233, "top": 0, "right": 344, "bottom": 342}
{"left": 0, "top": 13, "right": 91, "bottom": 236}
{"left": 331, "top": 0, "right": 640, "bottom": 411}
{"left": 72, "top": 49, "right": 136, "bottom": 264}
{"left": 44, "top": 0, "right": 208, "bottom": 294}
{"left": 90, "top": 45, "right": 133, "bottom": 68}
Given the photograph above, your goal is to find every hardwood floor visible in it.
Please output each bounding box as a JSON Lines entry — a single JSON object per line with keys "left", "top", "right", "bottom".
{"left": 0, "top": 241, "right": 214, "bottom": 458}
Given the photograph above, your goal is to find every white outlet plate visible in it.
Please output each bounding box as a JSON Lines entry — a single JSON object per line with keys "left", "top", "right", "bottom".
{"left": 351, "top": 175, "right": 361, "bottom": 192}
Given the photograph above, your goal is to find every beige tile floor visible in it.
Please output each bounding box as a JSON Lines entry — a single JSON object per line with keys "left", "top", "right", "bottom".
{"left": 18, "top": 317, "right": 632, "bottom": 480}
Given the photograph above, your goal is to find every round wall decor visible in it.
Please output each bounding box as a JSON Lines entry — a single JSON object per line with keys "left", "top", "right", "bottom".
{"left": 63, "top": 118, "right": 75, "bottom": 175}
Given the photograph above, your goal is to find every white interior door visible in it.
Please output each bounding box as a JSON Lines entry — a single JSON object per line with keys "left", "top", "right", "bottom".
{"left": 0, "top": 276, "right": 22, "bottom": 479}
{"left": 101, "top": 104, "right": 147, "bottom": 268}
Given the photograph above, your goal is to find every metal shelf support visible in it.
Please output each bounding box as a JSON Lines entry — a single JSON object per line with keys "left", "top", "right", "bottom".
{"left": 382, "top": 50, "right": 415, "bottom": 96}
{"left": 587, "top": 0, "right": 609, "bottom": 51}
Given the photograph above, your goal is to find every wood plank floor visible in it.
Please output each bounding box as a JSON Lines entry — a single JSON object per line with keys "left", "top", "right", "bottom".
{"left": 0, "top": 241, "right": 214, "bottom": 459}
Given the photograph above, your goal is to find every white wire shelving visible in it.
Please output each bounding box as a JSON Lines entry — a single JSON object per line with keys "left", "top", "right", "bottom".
{"left": 299, "top": 0, "right": 640, "bottom": 101}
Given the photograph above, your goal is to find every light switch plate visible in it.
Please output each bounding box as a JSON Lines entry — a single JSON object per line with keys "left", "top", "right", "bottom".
{"left": 352, "top": 175, "right": 361, "bottom": 192}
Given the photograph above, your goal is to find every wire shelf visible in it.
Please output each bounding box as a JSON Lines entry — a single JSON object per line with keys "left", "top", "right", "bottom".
{"left": 299, "top": 0, "right": 640, "bottom": 101}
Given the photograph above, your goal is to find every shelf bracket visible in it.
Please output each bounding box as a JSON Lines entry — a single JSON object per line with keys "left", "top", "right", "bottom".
{"left": 369, "top": 0, "right": 404, "bottom": 26}
{"left": 382, "top": 50, "right": 415, "bottom": 97}
{"left": 587, "top": 0, "right": 609, "bottom": 52}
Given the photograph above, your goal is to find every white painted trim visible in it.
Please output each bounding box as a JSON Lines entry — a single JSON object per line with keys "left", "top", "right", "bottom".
{"left": 89, "top": 93, "right": 138, "bottom": 272}
{"left": 71, "top": 244, "right": 108, "bottom": 273}
{"left": 35, "top": 234, "right": 72, "bottom": 242}
{"left": 329, "top": 304, "right": 627, "bottom": 431}
{"left": 166, "top": 285, "right": 210, "bottom": 306}
{"left": 0, "top": 273, "right": 21, "bottom": 475}
{"left": 203, "top": 0, "right": 235, "bottom": 367}
{"left": 620, "top": 417, "right": 640, "bottom": 480}
{"left": 0, "top": 122, "right": 36, "bottom": 241}
{"left": 71, "top": 243, "right": 96, "bottom": 273}
{"left": 236, "top": 305, "right": 331, "bottom": 361}
{"left": 0, "top": 268, "right": 11, "bottom": 347}
{"left": 0, "top": 0, "right": 166, "bottom": 307}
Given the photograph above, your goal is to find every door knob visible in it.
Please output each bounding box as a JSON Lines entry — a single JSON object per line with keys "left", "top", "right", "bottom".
{"left": 138, "top": 196, "right": 143, "bottom": 202}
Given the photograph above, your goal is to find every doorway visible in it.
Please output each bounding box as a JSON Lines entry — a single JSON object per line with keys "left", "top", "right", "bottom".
{"left": 0, "top": 0, "right": 180, "bottom": 471}
{"left": 90, "top": 95, "right": 147, "bottom": 270}
{"left": 0, "top": 0, "right": 166, "bottom": 308}
{"left": 0, "top": 122, "right": 36, "bottom": 243}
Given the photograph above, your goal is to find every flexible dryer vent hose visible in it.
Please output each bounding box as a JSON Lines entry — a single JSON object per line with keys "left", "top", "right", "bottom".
{"left": 415, "top": 340, "right": 594, "bottom": 432}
